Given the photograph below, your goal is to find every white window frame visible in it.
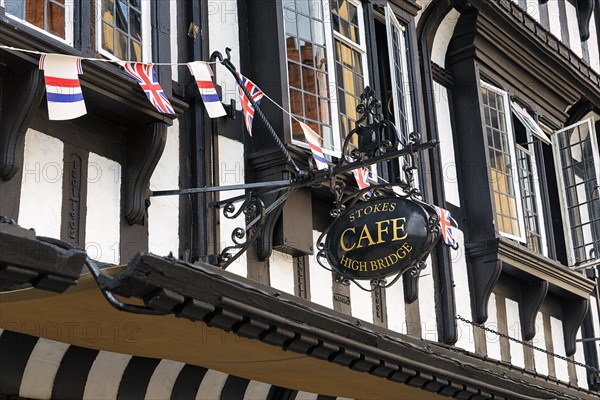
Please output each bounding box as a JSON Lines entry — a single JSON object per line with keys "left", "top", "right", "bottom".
{"left": 481, "top": 81, "right": 528, "bottom": 243}
{"left": 385, "top": 5, "right": 416, "bottom": 190}
{"left": 516, "top": 135, "right": 549, "bottom": 257}
{"left": 1, "top": 0, "right": 74, "bottom": 45}
{"left": 553, "top": 116, "right": 600, "bottom": 269}
{"left": 286, "top": 0, "right": 369, "bottom": 159}
{"left": 95, "top": 0, "right": 152, "bottom": 63}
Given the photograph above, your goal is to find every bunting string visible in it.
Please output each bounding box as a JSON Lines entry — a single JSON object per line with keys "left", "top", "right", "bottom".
{"left": 0, "top": 44, "right": 220, "bottom": 65}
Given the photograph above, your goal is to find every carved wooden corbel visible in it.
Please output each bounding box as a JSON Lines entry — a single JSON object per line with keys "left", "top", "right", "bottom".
{"left": 255, "top": 199, "right": 285, "bottom": 261}
{"left": 519, "top": 279, "right": 548, "bottom": 341}
{"left": 123, "top": 122, "right": 167, "bottom": 225}
{"left": 562, "top": 296, "right": 589, "bottom": 357}
{"left": 0, "top": 66, "right": 45, "bottom": 181}
{"left": 403, "top": 273, "right": 419, "bottom": 304}
{"left": 468, "top": 258, "right": 502, "bottom": 324}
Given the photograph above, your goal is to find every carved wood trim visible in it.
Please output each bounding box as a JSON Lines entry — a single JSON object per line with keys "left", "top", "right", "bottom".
{"left": 519, "top": 279, "right": 548, "bottom": 341}
{"left": 562, "top": 297, "right": 589, "bottom": 357}
{"left": 403, "top": 273, "right": 419, "bottom": 304}
{"left": 467, "top": 257, "right": 502, "bottom": 324}
{"left": 0, "top": 65, "right": 44, "bottom": 181}
{"left": 124, "top": 122, "right": 167, "bottom": 225}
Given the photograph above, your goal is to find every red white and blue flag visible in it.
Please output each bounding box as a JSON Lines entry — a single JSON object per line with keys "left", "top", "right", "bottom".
{"left": 39, "top": 54, "right": 86, "bottom": 120}
{"left": 434, "top": 205, "right": 458, "bottom": 248}
{"left": 352, "top": 165, "right": 371, "bottom": 190}
{"left": 299, "top": 122, "right": 328, "bottom": 170}
{"left": 238, "top": 74, "right": 264, "bottom": 136}
{"left": 187, "top": 61, "right": 227, "bottom": 118}
{"left": 121, "top": 62, "right": 175, "bottom": 115}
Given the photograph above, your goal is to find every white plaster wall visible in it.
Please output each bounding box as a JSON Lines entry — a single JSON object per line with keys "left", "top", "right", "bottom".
{"left": 550, "top": 316, "right": 570, "bottom": 382}
{"left": 591, "top": 296, "right": 600, "bottom": 366}
{"left": 208, "top": 0, "right": 242, "bottom": 110}
{"left": 573, "top": 329, "right": 588, "bottom": 389}
{"left": 435, "top": 83, "right": 460, "bottom": 207}
{"left": 385, "top": 274, "right": 407, "bottom": 334}
{"left": 524, "top": 0, "right": 540, "bottom": 22}
{"left": 18, "top": 129, "right": 63, "bottom": 238}
{"left": 485, "top": 293, "right": 502, "bottom": 360}
{"left": 349, "top": 279, "right": 374, "bottom": 323}
{"left": 565, "top": 1, "right": 583, "bottom": 57}
{"left": 547, "top": 1, "right": 563, "bottom": 41}
{"left": 418, "top": 259, "right": 437, "bottom": 341}
{"left": 431, "top": 9, "right": 460, "bottom": 68}
{"left": 170, "top": 0, "right": 178, "bottom": 82}
{"left": 587, "top": 16, "right": 600, "bottom": 73}
{"left": 269, "top": 250, "right": 295, "bottom": 295}
{"left": 532, "top": 312, "right": 549, "bottom": 376}
{"left": 505, "top": 298, "right": 525, "bottom": 368}
{"left": 309, "top": 230, "right": 334, "bottom": 309}
{"left": 85, "top": 153, "right": 121, "bottom": 264}
{"left": 149, "top": 120, "right": 180, "bottom": 257}
{"left": 218, "top": 136, "right": 247, "bottom": 277}
{"left": 452, "top": 229, "right": 475, "bottom": 352}
{"left": 414, "top": 0, "right": 434, "bottom": 26}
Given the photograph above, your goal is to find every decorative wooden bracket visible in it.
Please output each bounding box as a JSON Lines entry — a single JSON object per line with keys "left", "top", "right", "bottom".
{"left": 519, "top": 279, "right": 548, "bottom": 341}
{"left": 467, "top": 257, "right": 502, "bottom": 324}
{"left": 562, "top": 296, "right": 589, "bottom": 357}
{"left": 403, "top": 273, "right": 419, "bottom": 304}
{"left": 255, "top": 198, "right": 285, "bottom": 261}
{"left": 124, "top": 122, "right": 167, "bottom": 225}
{"left": 0, "top": 66, "right": 45, "bottom": 181}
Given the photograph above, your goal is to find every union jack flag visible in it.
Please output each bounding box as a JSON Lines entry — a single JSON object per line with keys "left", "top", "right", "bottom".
{"left": 121, "top": 62, "right": 175, "bottom": 115}
{"left": 346, "top": 156, "right": 371, "bottom": 190}
{"left": 238, "top": 74, "right": 264, "bottom": 136}
{"left": 434, "top": 205, "right": 458, "bottom": 248}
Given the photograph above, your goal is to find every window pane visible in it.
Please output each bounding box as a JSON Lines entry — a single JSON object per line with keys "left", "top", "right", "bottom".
{"left": 102, "top": 0, "right": 115, "bottom": 23}
{"left": 25, "top": 0, "right": 45, "bottom": 30}
{"left": 130, "top": 40, "right": 142, "bottom": 61}
{"left": 288, "top": 62, "right": 301, "bottom": 89}
{"left": 5, "top": 0, "right": 25, "bottom": 19}
{"left": 297, "top": 14, "right": 311, "bottom": 41}
{"left": 102, "top": 22, "right": 115, "bottom": 52}
{"left": 115, "top": 29, "right": 128, "bottom": 59}
{"left": 129, "top": 9, "right": 142, "bottom": 41}
{"left": 47, "top": 1, "right": 65, "bottom": 38}
{"left": 116, "top": 0, "right": 128, "bottom": 32}
{"left": 286, "top": 37, "right": 300, "bottom": 62}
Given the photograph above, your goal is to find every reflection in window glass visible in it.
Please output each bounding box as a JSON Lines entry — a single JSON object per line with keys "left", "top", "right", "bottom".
{"left": 517, "top": 145, "right": 542, "bottom": 252}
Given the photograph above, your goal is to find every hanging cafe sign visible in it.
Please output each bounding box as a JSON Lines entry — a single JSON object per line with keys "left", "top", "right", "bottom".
{"left": 323, "top": 197, "right": 437, "bottom": 282}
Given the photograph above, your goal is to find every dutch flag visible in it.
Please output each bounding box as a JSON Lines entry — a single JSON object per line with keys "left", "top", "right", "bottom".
{"left": 39, "top": 54, "right": 86, "bottom": 121}
{"left": 187, "top": 61, "right": 227, "bottom": 119}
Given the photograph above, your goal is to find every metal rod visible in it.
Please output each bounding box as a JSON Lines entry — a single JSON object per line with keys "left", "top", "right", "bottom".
{"left": 217, "top": 48, "right": 305, "bottom": 177}
{"left": 308, "top": 139, "right": 439, "bottom": 183}
{"left": 151, "top": 180, "right": 293, "bottom": 197}
{"left": 575, "top": 337, "right": 600, "bottom": 342}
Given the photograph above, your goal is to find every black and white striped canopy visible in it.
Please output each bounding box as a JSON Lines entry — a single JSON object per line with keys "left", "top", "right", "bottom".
{"left": 0, "top": 329, "right": 352, "bottom": 400}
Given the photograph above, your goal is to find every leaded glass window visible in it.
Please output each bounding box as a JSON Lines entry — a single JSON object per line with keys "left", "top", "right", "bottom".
{"left": 283, "top": 0, "right": 334, "bottom": 151}
{"left": 517, "top": 144, "right": 543, "bottom": 252}
{"left": 481, "top": 83, "right": 526, "bottom": 241}
{"left": 100, "top": 0, "right": 143, "bottom": 61}
{"left": 554, "top": 118, "right": 600, "bottom": 268}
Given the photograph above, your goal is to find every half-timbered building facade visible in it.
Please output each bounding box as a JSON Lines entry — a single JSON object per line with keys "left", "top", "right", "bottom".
{"left": 1, "top": 0, "right": 600, "bottom": 398}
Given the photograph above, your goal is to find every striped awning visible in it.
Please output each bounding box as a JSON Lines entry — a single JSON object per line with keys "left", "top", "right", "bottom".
{"left": 0, "top": 329, "right": 352, "bottom": 400}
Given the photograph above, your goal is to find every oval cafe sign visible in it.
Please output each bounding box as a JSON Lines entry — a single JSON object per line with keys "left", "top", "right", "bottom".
{"left": 324, "top": 197, "right": 437, "bottom": 281}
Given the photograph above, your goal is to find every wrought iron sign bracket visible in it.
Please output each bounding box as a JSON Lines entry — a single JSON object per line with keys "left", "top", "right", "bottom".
{"left": 149, "top": 49, "right": 448, "bottom": 289}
